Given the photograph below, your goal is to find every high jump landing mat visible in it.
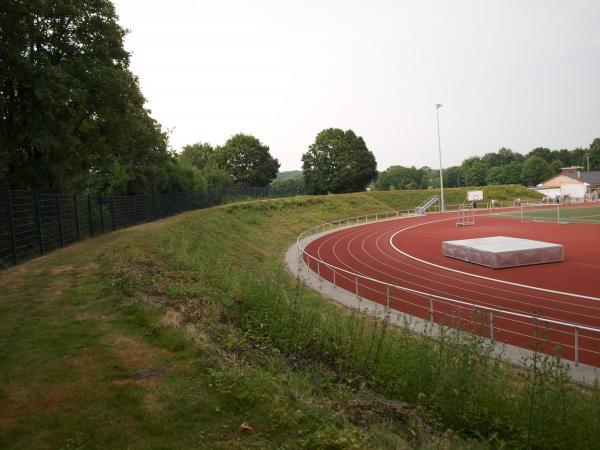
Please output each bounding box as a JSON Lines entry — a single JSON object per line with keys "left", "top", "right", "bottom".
{"left": 442, "top": 236, "right": 564, "bottom": 269}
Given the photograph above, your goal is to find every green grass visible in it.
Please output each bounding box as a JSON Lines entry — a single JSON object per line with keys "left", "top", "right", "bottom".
{"left": 366, "top": 185, "right": 542, "bottom": 212}
{"left": 496, "top": 204, "right": 600, "bottom": 224}
{"left": 1, "top": 187, "right": 597, "bottom": 450}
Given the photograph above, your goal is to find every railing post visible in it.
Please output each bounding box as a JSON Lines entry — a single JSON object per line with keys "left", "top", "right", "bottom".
{"left": 332, "top": 268, "right": 336, "bottom": 286}
{"left": 490, "top": 311, "right": 495, "bottom": 342}
{"left": 317, "top": 261, "right": 321, "bottom": 279}
{"left": 55, "top": 193, "right": 64, "bottom": 247}
{"left": 87, "top": 194, "right": 93, "bottom": 236}
{"left": 355, "top": 276, "right": 359, "bottom": 297}
{"left": 99, "top": 195, "right": 105, "bottom": 233}
{"left": 574, "top": 327, "right": 579, "bottom": 366}
{"left": 73, "top": 194, "right": 80, "bottom": 240}
{"left": 6, "top": 190, "right": 17, "bottom": 265}
{"left": 429, "top": 297, "right": 434, "bottom": 324}
{"left": 386, "top": 285, "right": 391, "bottom": 309}
{"left": 33, "top": 191, "right": 44, "bottom": 255}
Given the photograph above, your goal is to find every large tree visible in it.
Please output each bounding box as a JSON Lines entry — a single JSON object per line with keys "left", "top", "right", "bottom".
{"left": 215, "top": 133, "right": 279, "bottom": 186}
{"left": 521, "top": 156, "right": 553, "bottom": 186}
{"left": 302, "top": 128, "right": 377, "bottom": 194}
{"left": 0, "top": 0, "right": 169, "bottom": 193}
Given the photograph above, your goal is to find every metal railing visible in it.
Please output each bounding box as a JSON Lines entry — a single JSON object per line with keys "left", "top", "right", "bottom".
{"left": 296, "top": 208, "right": 600, "bottom": 367}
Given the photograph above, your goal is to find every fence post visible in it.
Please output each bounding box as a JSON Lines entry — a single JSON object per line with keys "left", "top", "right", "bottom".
{"left": 55, "top": 193, "right": 64, "bottom": 247}
{"left": 110, "top": 196, "right": 116, "bottom": 230}
{"left": 490, "top": 311, "right": 495, "bottom": 342}
{"left": 99, "top": 196, "right": 105, "bottom": 233}
{"left": 33, "top": 191, "right": 43, "bottom": 255}
{"left": 317, "top": 261, "right": 320, "bottom": 279}
{"left": 574, "top": 327, "right": 579, "bottom": 366}
{"left": 6, "top": 190, "right": 17, "bottom": 265}
{"left": 87, "top": 194, "right": 93, "bottom": 236}
{"left": 73, "top": 194, "right": 80, "bottom": 240}
{"left": 332, "top": 268, "right": 336, "bottom": 286}
{"left": 355, "top": 276, "right": 359, "bottom": 297}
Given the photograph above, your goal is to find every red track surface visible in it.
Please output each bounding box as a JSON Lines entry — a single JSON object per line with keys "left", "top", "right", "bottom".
{"left": 304, "top": 213, "right": 600, "bottom": 366}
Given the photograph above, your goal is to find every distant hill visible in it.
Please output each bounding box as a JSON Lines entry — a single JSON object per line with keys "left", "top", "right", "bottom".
{"left": 276, "top": 170, "right": 302, "bottom": 181}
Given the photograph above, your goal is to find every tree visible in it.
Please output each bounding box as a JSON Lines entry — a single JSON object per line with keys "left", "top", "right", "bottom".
{"left": 270, "top": 177, "right": 306, "bottom": 196}
{"left": 0, "top": 0, "right": 169, "bottom": 193}
{"left": 445, "top": 166, "right": 463, "bottom": 188}
{"left": 178, "top": 142, "right": 215, "bottom": 170}
{"left": 215, "top": 134, "right": 279, "bottom": 186}
{"left": 527, "top": 147, "right": 552, "bottom": 163}
{"left": 504, "top": 161, "right": 524, "bottom": 184}
{"left": 589, "top": 138, "right": 600, "bottom": 171}
{"left": 461, "top": 158, "right": 488, "bottom": 186}
{"left": 481, "top": 147, "right": 522, "bottom": 167}
{"left": 302, "top": 128, "right": 377, "bottom": 194}
{"left": 485, "top": 166, "right": 507, "bottom": 185}
{"left": 520, "top": 156, "right": 553, "bottom": 186}
{"left": 374, "top": 165, "right": 427, "bottom": 191}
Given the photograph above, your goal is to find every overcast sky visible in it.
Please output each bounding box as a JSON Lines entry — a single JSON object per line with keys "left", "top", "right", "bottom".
{"left": 112, "top": 0, "right": 600, "bottom": 171}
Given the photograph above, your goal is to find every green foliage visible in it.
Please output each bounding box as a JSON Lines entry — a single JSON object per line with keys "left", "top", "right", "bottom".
{"left": 462, "top": 158, "right": 488, "bottom": 186}
{"left": 270, "top": 177, "right": 306, "bottom": 196}
{"left": 177, "top": 142, "right": 215, "bottom": 170}
{"left": 215, "top": 133, "right": 280, "bottom": 187}
{"left": 374, "top": 166, "right": 429, "bottom": 191}
{"left": 521, "top": 156, "right": 554, "bottom": 186}
{"left": 485, "top": 161, "right": 523, "bottom": 185}
{"left": 589, "top": 138, "right": 600, "bottom": 170}
{"left": 445, "top": 166, "right": 463, "bottom": 188}
{"left": 0, "top": 0, "right": 170, "bottom": 193}
{"left": 481, "top": 147, "right": 523, "bottom": 167}
{"left": 200, "top": 159, "right": 233, "bottom": 193}
{"left": 276, "top": 170, "right": 302, "bottom": 181}
{"left": 165, "top": 160, "right": 208, "bottom": 193}
{"left": 302, "top": 128, "right": 378, "bottom": 194}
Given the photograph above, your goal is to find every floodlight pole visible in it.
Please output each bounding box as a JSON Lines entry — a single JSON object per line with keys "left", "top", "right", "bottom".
{"left": 435, "top": 104, "right": 445, "bottom": 213}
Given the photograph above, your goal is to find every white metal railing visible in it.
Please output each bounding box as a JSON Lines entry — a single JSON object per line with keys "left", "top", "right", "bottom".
{"left": 296, "top": 207, "right": 600, "bottom": 367}
{"left": 415, "top": 195, "right": 439, "bottom": 214}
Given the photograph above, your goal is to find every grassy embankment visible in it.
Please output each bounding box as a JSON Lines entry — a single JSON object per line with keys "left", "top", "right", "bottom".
{"left": 2, "top": 186, "right": 598, "bottom": 449}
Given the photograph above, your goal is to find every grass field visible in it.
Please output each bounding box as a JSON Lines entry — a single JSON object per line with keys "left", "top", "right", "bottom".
{"left": 495, "top": 203, "right": 600, "bottom": 224}
{"left": 2, "top": 186, "right": 599, "bottom": 449}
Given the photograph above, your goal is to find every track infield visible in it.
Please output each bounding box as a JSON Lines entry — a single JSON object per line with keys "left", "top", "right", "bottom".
{"left": 303, "top": 211, "right": 600, "bottom": 367}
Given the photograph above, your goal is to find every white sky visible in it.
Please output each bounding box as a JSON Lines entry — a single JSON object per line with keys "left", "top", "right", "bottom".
{"left": 113, "top": 0, "right": 600, "bottom": 171}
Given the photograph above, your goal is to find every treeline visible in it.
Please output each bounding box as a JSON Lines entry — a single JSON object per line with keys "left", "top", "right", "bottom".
{"left": 375, "top": 140, "right": 600, "bottom": 191}
{"left": 0, "top": 0, "right": 284, "bottom": 197}
{"left": 0, "top": 1, "right": 377, "bottom": 198}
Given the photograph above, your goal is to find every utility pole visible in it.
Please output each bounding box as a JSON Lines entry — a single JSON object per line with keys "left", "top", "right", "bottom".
{"left": 435, "top": 104, "right": 445, "bottom": 212}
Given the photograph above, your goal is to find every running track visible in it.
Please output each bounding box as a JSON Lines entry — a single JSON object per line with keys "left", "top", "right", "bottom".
{"left": 303, "top": 212, "right": 600, "bottom": 366}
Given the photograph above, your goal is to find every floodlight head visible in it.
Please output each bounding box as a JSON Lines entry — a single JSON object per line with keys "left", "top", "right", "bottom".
{"left": 435, "top": 103, "right": 443, "bottom": 108}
